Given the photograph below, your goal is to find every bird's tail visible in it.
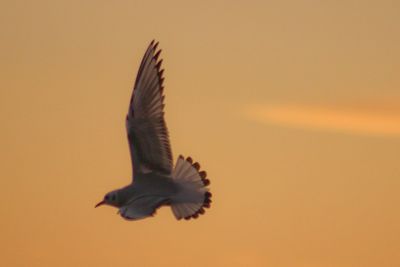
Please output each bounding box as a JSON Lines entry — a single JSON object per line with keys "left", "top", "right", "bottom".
{"left": 170, "top": 155, "right": 212, "bottom": 220}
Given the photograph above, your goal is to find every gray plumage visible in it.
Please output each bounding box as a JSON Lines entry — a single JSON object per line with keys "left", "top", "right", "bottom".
{"left": 95, "top": 41, "right": 212, "bottom": 221}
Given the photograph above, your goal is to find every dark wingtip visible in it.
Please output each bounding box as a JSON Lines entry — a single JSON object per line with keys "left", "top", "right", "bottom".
{"left": 154, "top": 49, "right": 162, "bottom": 61}
{"left": 159, "top": 69, "right": 164, "bottom": 78}
{"left": 153, "top": 41, "right": 159, "bottom": 50}
{"left": 156, "top": 59, "right": 163, "bottom": 70}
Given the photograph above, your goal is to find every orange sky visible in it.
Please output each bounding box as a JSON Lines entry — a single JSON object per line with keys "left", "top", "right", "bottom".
{"left": 1, "top": 1, "right": 400, "bottom": 266}
{"left": 245, "top": 103, "right": 400, "bottom": 137}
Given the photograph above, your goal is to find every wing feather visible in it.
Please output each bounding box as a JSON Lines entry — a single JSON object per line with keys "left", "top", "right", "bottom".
{"left": 126, "top": 41, "right": 173, "bottom": 176}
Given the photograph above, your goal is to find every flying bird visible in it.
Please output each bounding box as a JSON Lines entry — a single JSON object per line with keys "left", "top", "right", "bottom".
{"left": 95, "top": 41, "right": 212, "bottom": 220}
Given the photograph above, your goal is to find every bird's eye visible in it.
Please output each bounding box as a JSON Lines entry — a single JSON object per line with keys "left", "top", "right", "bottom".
{"left": 105, "top": 195, "right": 109, "bottom": 200}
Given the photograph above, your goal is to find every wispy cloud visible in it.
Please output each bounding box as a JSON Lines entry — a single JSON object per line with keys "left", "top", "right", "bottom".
{"left": 245, "top": 103, "right": 400, "bottom": 137}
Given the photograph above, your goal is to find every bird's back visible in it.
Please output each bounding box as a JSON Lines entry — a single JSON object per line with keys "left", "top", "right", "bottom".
{"left": 133, "top": 172, "right": 178, "bottom": 198}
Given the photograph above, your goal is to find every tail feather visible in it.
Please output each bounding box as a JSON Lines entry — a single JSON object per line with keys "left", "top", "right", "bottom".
{"left": 170, "top": 155, "right": 212, "bottom": 220}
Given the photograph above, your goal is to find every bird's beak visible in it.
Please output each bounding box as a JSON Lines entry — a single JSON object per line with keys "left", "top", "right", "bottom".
{"left": 95, "top": 200, "right": 106, "bottom": 208}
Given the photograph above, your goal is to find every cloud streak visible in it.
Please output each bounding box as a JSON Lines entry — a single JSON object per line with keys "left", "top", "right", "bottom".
{"left": 245, "top": 104, "right": 400, "bottom": 137}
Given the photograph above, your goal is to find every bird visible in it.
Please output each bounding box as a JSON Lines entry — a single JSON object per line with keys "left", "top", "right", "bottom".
{"left": 95, "top": 40, "right": 212, "bottom": 221}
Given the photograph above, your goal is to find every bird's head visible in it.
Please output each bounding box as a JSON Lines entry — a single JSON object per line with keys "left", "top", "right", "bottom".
{"left": 95, "top": 190, "right": 120, "bottom": 208}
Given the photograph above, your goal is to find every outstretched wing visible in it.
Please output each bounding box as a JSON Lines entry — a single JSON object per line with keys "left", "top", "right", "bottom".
{"left": 126, "top": 41, "right": 173, "bottom": 177}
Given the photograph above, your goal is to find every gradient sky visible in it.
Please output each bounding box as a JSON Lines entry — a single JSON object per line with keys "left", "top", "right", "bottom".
{"left": 1, "top": 1, "right": 400, "bottom": 266}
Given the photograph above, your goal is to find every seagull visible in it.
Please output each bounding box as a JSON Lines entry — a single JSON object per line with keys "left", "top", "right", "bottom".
{"left": 95, "top": 41, "right": 212, "bottom": 221}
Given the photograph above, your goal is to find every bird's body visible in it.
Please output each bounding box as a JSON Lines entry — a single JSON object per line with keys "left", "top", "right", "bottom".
{"left": 95, "top": 41, "right": 212, "bottom": 221}
{"left": 108, "top": 173, "right": 177, "bottom": 208}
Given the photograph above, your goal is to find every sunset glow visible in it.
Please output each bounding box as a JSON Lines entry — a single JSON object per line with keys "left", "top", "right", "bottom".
{"left": 246, "top": 104, "right": 400, "bottom": 137}
{"left": 1, "top": 1, "right": 400, "bottom": 266}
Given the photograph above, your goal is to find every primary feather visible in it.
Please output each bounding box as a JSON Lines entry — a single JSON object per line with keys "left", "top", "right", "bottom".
{"left": 96, "top": 41, "right": 212, "bottom": 221}
{"left": 126, "top": 40, "right": 173, "bottom": 176}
